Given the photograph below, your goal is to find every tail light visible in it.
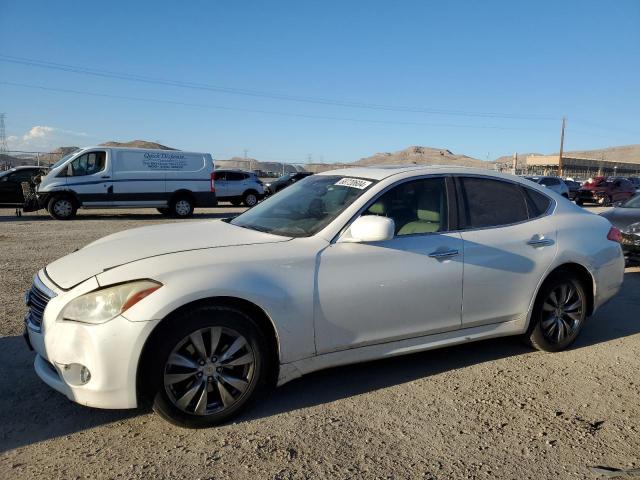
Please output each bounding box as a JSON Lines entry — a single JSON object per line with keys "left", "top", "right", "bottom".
{"left": 607, "top": 226, "right": 622, "bottom": 243}
{"left": 210, "top": 172, "right": 215, "bottom": 192}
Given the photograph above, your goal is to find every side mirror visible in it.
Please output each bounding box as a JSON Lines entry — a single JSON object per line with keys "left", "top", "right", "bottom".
{"left": 342, "top": 215, "right": 395, "bottom": 243}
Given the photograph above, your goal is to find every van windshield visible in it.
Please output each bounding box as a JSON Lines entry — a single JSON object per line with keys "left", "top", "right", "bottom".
{"left": 230, "top": 175, "right": 376, "bottom": 237}
{"left": 49, "top": 151, "right": 78, "bottom": 171}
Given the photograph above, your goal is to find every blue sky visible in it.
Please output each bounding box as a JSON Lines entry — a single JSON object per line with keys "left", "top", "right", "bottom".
{"left": 1, "top": 0, "right": 638, "bottom": 163}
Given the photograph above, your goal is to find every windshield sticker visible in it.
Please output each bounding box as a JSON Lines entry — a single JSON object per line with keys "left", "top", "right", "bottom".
{"left": 335, "top": 178, "right": 372, "bottom": 189}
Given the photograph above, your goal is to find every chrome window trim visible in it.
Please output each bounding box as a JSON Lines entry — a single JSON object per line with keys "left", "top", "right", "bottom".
{"left": 332, "top": 172, "right": 557, "bottom": 243}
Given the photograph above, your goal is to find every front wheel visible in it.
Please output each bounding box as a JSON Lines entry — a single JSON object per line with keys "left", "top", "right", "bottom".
{"left": 47, "top": 195, "right": 77, "bottom": 220}
{"left": 146, "top": 305, "right": 272, "bottom": 428}
{"left": 527, "top": 272, "right": 587, "bottom": 352}
{"left": 243, "top": 191, "right": 258, "bottom": 207}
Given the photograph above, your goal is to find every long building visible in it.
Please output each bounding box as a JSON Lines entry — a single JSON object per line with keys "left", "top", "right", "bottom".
{"left": 526, "top": 154, "right": 640, "bottom": 178}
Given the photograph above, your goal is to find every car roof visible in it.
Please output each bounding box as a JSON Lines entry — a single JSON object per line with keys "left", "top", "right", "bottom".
{"left": 316, "top": 164, "right": 509, "bottom": 181}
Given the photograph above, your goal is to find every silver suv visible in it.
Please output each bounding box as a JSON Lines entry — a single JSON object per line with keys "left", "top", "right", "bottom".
{"left": 213, "top": 169, "right": 265, "bottom": 207}
{"left": 525, "top": 176, "right": 570, "bottom": 199}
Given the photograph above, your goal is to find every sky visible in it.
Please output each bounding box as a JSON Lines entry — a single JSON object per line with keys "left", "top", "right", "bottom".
{"left": 0, "top": 0, "right": 639, "bottom": 164}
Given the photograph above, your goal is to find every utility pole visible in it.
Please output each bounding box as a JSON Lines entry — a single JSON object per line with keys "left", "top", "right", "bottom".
{"left": 0, "top": 113, "right": 8, "bottom": 154}
{"left": 243, "top": 149, "right": 251, "bottom": 171}
{"left": 558, "top": 117, "right": 566, "bottom": 177}
{"left": 512, "top": 152, "right": 517, "bottom": 175}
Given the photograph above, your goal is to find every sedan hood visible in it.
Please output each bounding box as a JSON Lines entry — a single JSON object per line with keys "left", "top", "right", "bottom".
{"left": 46, "top": 220, "right": 290, "bottom": 289}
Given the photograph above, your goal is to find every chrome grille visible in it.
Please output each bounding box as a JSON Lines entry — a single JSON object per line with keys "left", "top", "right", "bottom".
{"left": 25, "top": 275, "right": 55, "bottom": 332}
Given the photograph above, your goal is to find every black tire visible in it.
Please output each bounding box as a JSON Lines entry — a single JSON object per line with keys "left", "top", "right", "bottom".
{"left": 230, "top": 199, "right": 242, "bottom": 207}
{"left": 169, "top": 196, "right": 194, "bottom": 218}
{"left": 242, "top": 191, "right": 259, "bottom": 207}
{"left": 575, "top": 199, "right": 584, "bottom": 206}
{"left": 157, "top": 208, "right": 171, "bottom": 216}
{"left": 561, "top": 193, "right": 569, "bottom": 199}
{"left": 47, "top": 195, "right": 77, "bottom": 220}
{"left": 526, "top": 271, "right": 588, "bottom": 352}
{"left": 145, "top": 305, "right": 272, "bottom": 428}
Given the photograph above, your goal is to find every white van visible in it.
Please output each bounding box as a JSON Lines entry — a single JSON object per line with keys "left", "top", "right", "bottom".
{"left": 37, "top": 147, "right": 216, "bottom": 219}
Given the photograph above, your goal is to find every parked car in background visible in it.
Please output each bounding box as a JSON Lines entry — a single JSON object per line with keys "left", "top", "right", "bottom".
{"left": 24, "top": 166, "right": 624, "bottom": 427}
{"left": 563, "top": 179, "right": 581, "bottom": 201}
{"left": 264, "top": 171, "right": 313, "bottom": 195}
{"left": 37, "top": 147, "right": 216, "bottom": 219}
{"left": 600, "top": 194, "right": 640, "bottom": 265}
{"left": 626, "top": 177, "right": 640, "bottom": 192}
{"left": 524, "top": 176, "right": 570, "bottom": 198}
{"left": 212, "top": 169, "right": 264, "bottom": 207}
{"left": 0, "top": 166, "right": 48, "bottom": 207}
{"left": 576, "top": 177, "right": 636, "bottom": 206}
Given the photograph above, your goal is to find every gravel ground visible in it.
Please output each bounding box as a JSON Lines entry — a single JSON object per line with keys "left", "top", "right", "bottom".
{"left": 0, "top": 206, "right": 639, "bottom": 480}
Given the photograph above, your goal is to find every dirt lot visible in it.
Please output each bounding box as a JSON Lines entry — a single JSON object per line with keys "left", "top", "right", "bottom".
{"left": 0, "top": 206, "right": 639, "bottom": 480}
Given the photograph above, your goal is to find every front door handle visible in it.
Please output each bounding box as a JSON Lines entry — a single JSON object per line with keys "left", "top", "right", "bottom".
{"left": 101, "top": 175, "right": 111, "bottom": 179}
{"left": 527, "top": 237, "right": 554, "bottom": 247}
{"left": 428, "top": 249, "right": 459, "bottom": 259}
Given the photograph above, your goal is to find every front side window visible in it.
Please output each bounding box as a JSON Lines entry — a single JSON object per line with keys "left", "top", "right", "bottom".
{"left": 460, "top": 177, "right": 529, "bottom": 228}
{"left": 364, "top": 177, "right": 448, "bottom": 235}
{"left": 63, "top": 151, "right": 106, "bottom": 177}
{"left": 231, "top": 175, "right": 376, "bottom": 237}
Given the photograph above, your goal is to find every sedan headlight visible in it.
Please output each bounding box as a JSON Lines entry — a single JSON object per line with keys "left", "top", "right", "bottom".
{"left": 60, "top": 280, "right": 162, "bottom": 324}
{"left": 622, "top": 222, "right": 640, "bottom": 235}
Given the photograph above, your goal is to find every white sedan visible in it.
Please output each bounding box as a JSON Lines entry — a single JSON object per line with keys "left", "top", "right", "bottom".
{"left": 24, "top": 166, "right": 625, "bottom": 427}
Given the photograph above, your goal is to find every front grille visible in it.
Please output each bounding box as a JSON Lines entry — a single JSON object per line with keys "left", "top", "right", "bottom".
{"left": 25, "top": 275, "right": 55, "bottom": 332}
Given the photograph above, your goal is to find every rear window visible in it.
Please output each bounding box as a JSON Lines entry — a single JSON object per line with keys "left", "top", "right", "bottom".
{"left": 459, "top": 177, "right": 529, "bottom": 229}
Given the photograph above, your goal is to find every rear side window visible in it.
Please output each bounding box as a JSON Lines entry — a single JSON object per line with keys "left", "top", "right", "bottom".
{"left": 459, "top": 177, "right": 529, "bottom": 228}
{"left": 540, "top": 177, "right": 560, "bottom": 186}
{"left": 213, "top": 171, "right": 226, "bottom": 181}
{"left": 523, "top": 186, "right": 552, "bottom": 218}
{"left": 226, "top": 172, "right": 245, "bottom": 181}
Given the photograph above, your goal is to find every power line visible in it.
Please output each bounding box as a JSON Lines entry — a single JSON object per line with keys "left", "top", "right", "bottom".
{"left": 0, "top": 54, "right": 557, "bottom": 121}
{"left": 0, "top": 80, "right": 556, "bottom": 132}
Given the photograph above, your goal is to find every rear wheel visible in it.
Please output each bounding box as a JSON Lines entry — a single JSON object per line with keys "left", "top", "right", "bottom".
{"left": 527, "top": 272, "right": 587, "bottom": 352}
{"left": 230, "top": 199, "right": 242, "bottom": 207}
{"left": 170, "top": 196, "right": 194, "bottom": 218}
{"left": 575, "top": 199, "right": 584, "bottom": 206}
{"left": 146, "top": 305, "right": 271, "bottom": 428}
{"left": 47, "top": 195, "right": 77, "bottom": 220}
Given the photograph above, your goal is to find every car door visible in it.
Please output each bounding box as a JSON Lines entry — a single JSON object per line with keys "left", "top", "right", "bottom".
{"left": 63, "top": 150, "right": 111, "bottom": 205}
{"left": 315, "top": 176, "right": 464, "bottom": 354}
{"left": 456, "top": 176, "right": 557, "bottom": 327}
{"left": 0, "top": 170, "right": 32, "bottom": 203}
{"left": 213, "top": 171, "right": 229, "bottom": 198}
{"left": 225, "top": 171, "right": 246, "bottom": 197}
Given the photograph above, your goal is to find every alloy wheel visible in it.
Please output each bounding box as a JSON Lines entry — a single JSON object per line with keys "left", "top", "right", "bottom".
{"left": 245, "top": 194, "right": 257, "bottom": 206}
{"left": 540, "top": 282, "right": 584, "bottom": 344}
{"left": 163, "top": 327, "right": 255, "bottom": 416}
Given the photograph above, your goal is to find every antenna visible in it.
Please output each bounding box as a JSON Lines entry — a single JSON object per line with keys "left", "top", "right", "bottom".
{"left": 0, "top": 113, "right": 8, "bottom": 154}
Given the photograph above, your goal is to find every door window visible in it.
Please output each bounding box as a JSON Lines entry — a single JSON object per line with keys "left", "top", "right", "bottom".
{"left": 8, "top": 170, "right": 37, "bottom": 183}
{"left": 365, "top": 177, "right": 448, "bottom": 235}
{"left": 522, "top": 186, "right": 552, "bottom": 218}
{"left": 459, "top": 177, "right": 529, "bottom": 228}
{"left": 64, "top": 151, "right": 106, "bottom": 177}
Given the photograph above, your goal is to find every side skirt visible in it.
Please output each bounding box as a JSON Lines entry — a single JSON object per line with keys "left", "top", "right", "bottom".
{"left": 277, "top": 319, "right": 526, "bottom": 386}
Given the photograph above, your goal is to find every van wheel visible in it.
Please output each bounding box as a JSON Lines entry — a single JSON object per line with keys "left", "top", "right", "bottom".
{"left": 157, "top": 208, "right": 171, "bottom": 216}
{"left": 145, "top": 305, "right": 272, "bottom": 428}
{"left": 47, "top": 195, "right": 77, "bottom": 220}
{"left": 170, "top": 196, "right": 194, "bottom": 218}
{"left": 526, "top": 271, "right": 587, "bottom": 352}
{"left": 243, "top": 191, "right": 258, "bottom": 207}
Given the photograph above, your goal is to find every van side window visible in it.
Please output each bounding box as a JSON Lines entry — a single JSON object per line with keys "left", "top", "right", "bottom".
{"left": 64, "top": 151, "right": 106, "bottom": 177}
{"left": 459, "top": 177, "right": 528, "bottom": 228}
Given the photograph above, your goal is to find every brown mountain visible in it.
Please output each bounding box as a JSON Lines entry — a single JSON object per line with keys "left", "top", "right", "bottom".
{"left": 354, "top": 145, "right": 490, "bottom": 168}
{"left": 98, "top": 140, "right": 176, "bottom": 150}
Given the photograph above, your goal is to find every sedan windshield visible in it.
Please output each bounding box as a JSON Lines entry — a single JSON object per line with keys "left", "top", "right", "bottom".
{"left": 621, "top": 195, "right": 640, "bottom": 208}
{"left": 231, "top": 175, "right": 376, "bottom": 237}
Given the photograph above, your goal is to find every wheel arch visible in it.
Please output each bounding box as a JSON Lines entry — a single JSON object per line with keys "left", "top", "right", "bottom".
{"left": 169, "top": 189, "right": 195, "bottom": 204}
{"left": 46, "top": 189, "right": 81, "bottom": 207}
{"left": 136, "top": 295, "right": 281, "bottom": 405}
{"left": 531, "top": 262, "right": 595, "bottom": 323}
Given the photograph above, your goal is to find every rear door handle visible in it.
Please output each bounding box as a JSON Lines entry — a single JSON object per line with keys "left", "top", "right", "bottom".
{"left": 527, "top": 237, "right": 554, "bottom": 247}
{"left": 428, "top": 249, "right": 460, "bottom": 259}
{"left": 101, "top": 175, "right": 111, "bottom": 179}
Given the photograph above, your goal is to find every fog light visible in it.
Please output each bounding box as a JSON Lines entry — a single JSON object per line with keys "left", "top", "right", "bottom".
{"left": 61, "top": 363, "right": 91, "bottom": 386}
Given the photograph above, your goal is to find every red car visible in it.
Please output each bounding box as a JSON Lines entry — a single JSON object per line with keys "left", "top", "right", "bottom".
{"left": 576, "top": 177, "right": 636, "bottom": 206}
